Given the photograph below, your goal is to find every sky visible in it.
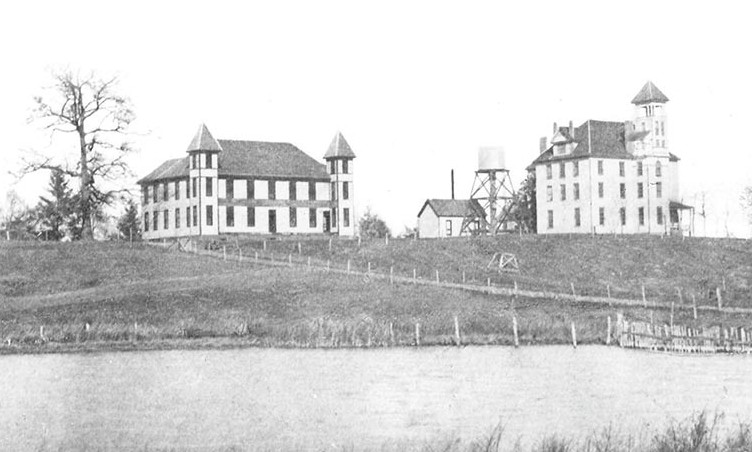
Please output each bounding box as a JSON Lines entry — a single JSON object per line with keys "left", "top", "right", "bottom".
{"left": 2, "top": 0, "right": 752, "bottom": 237}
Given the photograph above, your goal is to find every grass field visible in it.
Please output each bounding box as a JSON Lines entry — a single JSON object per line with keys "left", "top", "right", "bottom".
{"left": 2, "top": 234, "right": 752, "bottom": 353}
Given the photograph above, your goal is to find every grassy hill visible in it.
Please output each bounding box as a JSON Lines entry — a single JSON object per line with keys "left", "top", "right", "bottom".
{"left": 2, "top": 235, "right": 752, "bottom": 353}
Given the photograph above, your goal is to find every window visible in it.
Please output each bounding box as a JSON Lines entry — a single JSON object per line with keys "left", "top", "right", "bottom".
{"left": 546, "top": 186, "right": 553, "bottom": 202}
{"left": 657, "top": 206, "right": 664, "bottom": 225}
{"left": 597, "top": 160, "right": 604, "bottom": 175}
{"left": 599, "top": 207, "right": 605, "bottom": 226}
{"left": 206, "top": 153, "right": 212, "bottom": 169}
{"left": 655, "top": 161, "right": 662, "bottom": 177}
{"left": 546, "top": 164, "right": 552, "bottom": 180}
{"left": 656, "top": 182, "right": 662, "bottom": 198}
{"left": 637, "top": 183, "right": 644, "bottom": 198}
{"left": 226, "top": 206, "right": 234, "bottom": 227}
{"left": 163, "top": 183, "right": 169, "bottom": 201}
{"left": 206, "top": 177, "right": 213, "bottom": 197}
{"left": 175, "top": 181, "right": 180, "bottom": 200}
{"left": 619, "top": 207, "right": 626, "bottom": 226}
{"left": 446, "top": 219, "right": 453, "bottom": 236}
{"left": 309, "top": 208, "right": 317, "bottom": 228}
{"left": 308, "top": 181, "right": 316, "bottom": 200}
{"left": 330, "top": 182, "right": 337, "bottom": 201}
{"left": 191, "top": 154, "right": 197, "bottom": 169}
{"left": 192, "top": 178, "right": 197, "bottom": 198}
{"left": 573, "top": 161, "right": 579, "bottom": 177}
{"left": 186, "top": 179, "right": 190, "bottom": 198}
{"left": 343, "top": 182, "right": 349, "bottom": 200}
{"left": 560, "top": 184, "right": 566, "bottom": 201}
{"left": 143, "top": 187, "right": 149, "bottom": 205}
{"left": 655, "top": 123, "right": 659, "bottom": 136}
{"left": 619, "top": 162, "right": 625, "bottom": 177}
{"left": 620, "top": 183, "right": 626, "bottom": 199}
{"left": 289, "top": 181, "right": 296, "bottom": 201}
{"left": 153, "top": 184, "right": 158, "bottom": 203}
{"left": 638, "top": 207, "right": 645, "bottom": 226}
{"left": 660, "top": 122, "right": 665, "bottom": 136}
{"left": 289, "top": 207, "right": 297, "bottom": 228}
{"left": 247, "top": 207, "right": 255, "bottom": 227}
{"left": 332, "top": 210, "right": 337, "bottom": 228}
{"left": 144, "top": 212, "right": 150, "bottom": 231}
{"left": 226, "top": 179, "right": 234, "bottom": 200}
{"left": 574, "top": 208, "right": 581, "bottom": 227}
{"left": 153, "top": 211, "right": 159, "bottom": 231}
{"left": 547, "top": 210, "right": 554, "bottom": 229}
{"left": 330, "top": 160, "right": 336, "bottom": 175}
{"left": 573, "top": 183, "right": 580, "bottom": 200}
{"left": 598, "top": 182, "right": 604, "bottom": 198}
{"left": 164, "top": 210, "right": 169, "bottom": 229}
{"left": 247, "top": 179, "right": 255, "bottom": 199}
{"left": 175, "top": 208, "right": 180, "bottom": 228}
{"left": 268, "top": 180, "right": 276, "bottom": 200}
{"left": 192, "top": 206, "right": 198, "bottom": 226}
{"left": 637, "top": 162, "right": 643, "bottom": 176}
{"left": 344, "top": 208, "right": 350, "bottom": 227}
{"left": 343, "top": 159, "right": 349, "bottom": 174}
{"left": 186, "top": 207, "right": 191, "bottom": 227}
{"left": 206, "top": 206, "right": 213, "bottom": 226}
{"left": 559, "top": 163, "right": 565, "bottom": 178}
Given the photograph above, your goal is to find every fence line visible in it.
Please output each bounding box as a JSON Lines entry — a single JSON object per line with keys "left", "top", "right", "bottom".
{"left": 153, "top": 240, "right": 752, "bottom": 316}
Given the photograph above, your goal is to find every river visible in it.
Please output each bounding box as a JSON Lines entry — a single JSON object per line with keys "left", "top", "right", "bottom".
{"left": 1, "top": 346, "right": 751, "bottom": 450}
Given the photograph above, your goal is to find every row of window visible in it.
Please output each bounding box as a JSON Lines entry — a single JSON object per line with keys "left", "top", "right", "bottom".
{"left": 329, "top": 159, "right": 350, "bottom": 175}
{"left": 144, "top": 207, "right": 351, "bottom": 232}
{"left": 546, "top": 181, "right": 663, "bottom": 202}
{"left": 545, "top": 160, "right": 663, "bottom": 180}
{"left": 546, "top": 206, "right": 665, "bottom": 229}
{"left": 190, "top": 153, "right": 214, "bottom": 170}
{"left": 144, "top": 179, "right": 336, "bottom": 204}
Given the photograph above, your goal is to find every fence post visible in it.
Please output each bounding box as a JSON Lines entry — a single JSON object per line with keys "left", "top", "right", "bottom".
{"left": 347, "top": 259, "right": 351, "bottom": 274}
{"left": 570, "top": 282, "right": 576, "bottom": 298}
{"left": 716, "top": 287, "right": 723, "bottom": 310}
{"left": 255, "top": 251, "right": 258, "bottom": 262}
{"left": 223, "top": 246, "right": 227, "bottom": 261}
{"left": 677, "top": 287, "right": 683, "bottom": 305}
{"left": 390, "top": 266, "right": 394, "bottom": 284}
{"left": 40, "top": 326, "right": 45, "bottom": 340}
{"left": 263, "top": 240, "right": 267, "bottom": 251}
{"left": 642, "top": 285, "right": 647, "bottom": 307}
{"left": 239, "top": 249, "right": 243, "bottom": 262}
{"left": 288, "top": 254, "right": 292, "bottom": 267}
{"left": 514, "top": 281, "right": 518, "bottom": 297}
{"left": 462, "top": 271, "right": 466, "bottom": 284}
{"left": 606, "top": 316, "right": 612, "bottom": 345}
{"left": 692, "top": 294, "right": 698, "bottom": 320}
{"left": 413, "top": 268, "right": 417, "bottom": 283}
{"left": 367, "top": 262, "right": 371, "bottom": 274}
{"left": 358, "top": 236, "right": 362, "bottom": 247}
{"left": 607, "top": 285, "right": 611, "bottom": 299}
{"left": 328, "top": 238, "right": 332, "bottom": 252}
{"left": 513, "top": 316, "right": 519, "bottom": 348}
{"left": 454, "top": 316, "right": 461, "bottom": 346}
{"left": 415, "top": 323, "right": 421, "bottom": 346}
{"left": 307, "top": 256, "right": 311, "bottom": 269}
{"left": 298, "top": 242, "right": 302, "bottom": 255}
{"left": 487, "top": 277, "right": 491, "bottom": 288}
{"left": 385, "top": 235, "right": 389, "bottom": 246}
{"left": 435, "top": 270, "right": 439, "bottom": 284}
{"left": 389, "top": 322, "right": 395, "bottom": 345}
{"left": 670, "top": 302, "right": 675, "bottom": 329}
{"left": 571, "top": 322, "right": 577, "bottom": 348}
{"left": 327, "top": 260, "right": 331, "bottom": 272}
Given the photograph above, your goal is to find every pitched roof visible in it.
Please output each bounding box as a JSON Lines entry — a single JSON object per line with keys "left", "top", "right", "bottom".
{"left": 138, "top": 140, "right": 329, "bottom": 183}
{"left": 418, "top": 199, "right": 485, "bottom": 218}
{"left": 528, "top": 120, "right": 631, "bottom": 168}
{"left": 186, "top": 124, "right": 223, "bottom": 152}
{"left": 631, "top": 81, "right": 669, "bottom": 105}
{"left": 324, "top": 132, "right": 356, "bottom": 159}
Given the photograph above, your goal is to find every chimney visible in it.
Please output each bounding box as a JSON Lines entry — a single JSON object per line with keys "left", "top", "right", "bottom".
{"left": 539, "top": 137, "right": 548, "bottom": 154}
{"left": 553, "top": 122, "right": 558, "bottom": 134}
{"left": 451, "top": 169, "right": 455, "bottom": 200}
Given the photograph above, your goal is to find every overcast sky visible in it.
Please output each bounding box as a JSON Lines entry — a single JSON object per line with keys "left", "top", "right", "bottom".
{"left": 2, "top": 0, "right": 751, "bottom": 237}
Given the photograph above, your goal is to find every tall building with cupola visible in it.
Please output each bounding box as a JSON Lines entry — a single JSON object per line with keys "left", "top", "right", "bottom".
{"left": 528, "top": 81, "right": 693, "bottom": 235}
{"left": 138, "top": 125, "right": 357, "bottom": 240}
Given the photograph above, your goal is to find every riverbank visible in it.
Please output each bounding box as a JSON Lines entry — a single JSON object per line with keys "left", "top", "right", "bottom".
{"left": 3, "top": 240, "right": 752, "bottom": 355}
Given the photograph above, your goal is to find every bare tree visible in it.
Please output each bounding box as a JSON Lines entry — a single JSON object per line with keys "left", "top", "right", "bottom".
{"left": 20, "top": 69, "right": 135, "bottom": 240}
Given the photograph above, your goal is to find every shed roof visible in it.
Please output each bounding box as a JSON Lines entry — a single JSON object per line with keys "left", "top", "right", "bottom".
{"left": 418, "top": 199, "right": 485, "bottom": 218}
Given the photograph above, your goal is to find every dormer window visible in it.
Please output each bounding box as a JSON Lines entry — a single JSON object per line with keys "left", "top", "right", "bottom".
{"left": 555, "top": 144, "right": 566, "bottom": 155}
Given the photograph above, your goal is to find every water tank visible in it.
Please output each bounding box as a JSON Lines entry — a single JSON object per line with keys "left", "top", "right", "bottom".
{"left": 478, "top": 146, "right": 506, "bottom": 171}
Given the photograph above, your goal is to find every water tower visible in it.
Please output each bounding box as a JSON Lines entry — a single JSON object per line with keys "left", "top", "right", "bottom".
{"left": 461, "top": 146, "right": 516, "bottom": 235}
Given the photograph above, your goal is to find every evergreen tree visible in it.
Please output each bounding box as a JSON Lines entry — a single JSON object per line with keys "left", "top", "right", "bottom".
{"left": 37, "top": 170, "right": 75, "bottom": 240}
{"left": 510, "top": 171, "right": 537, "bottom": 233}
{"left": 117, "top": 199, "right": 141, "bottom": 241}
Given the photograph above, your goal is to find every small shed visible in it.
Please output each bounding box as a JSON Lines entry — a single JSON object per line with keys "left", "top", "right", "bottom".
{"left": 417, "top": 199, "right": 484, "bottom": 238}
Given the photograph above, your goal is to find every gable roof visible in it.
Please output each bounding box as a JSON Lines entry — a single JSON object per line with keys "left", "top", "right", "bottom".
{"left": 324, "top": 132, "right": 356, "bottom": 159}
{"left": 528, "top": 120, "right": 631, "bottom": 168}
{"left": 138, "top": 139, "right": 329, "bottom": 184}
{"left": 186, "top": 124, "right": 223, "bottom": 152}
{"left": 631, "top": 81, "right": 669, "bottom": 105}
{"left": 418, "top": 199, "right": 485, "bottom": 218}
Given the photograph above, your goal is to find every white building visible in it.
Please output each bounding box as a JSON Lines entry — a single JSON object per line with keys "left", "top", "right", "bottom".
{"left": 138, "top": 124, "right": 357, "bottom": 240}
{"left": 417, "top": 199, "right": 484, "bottom": 238}
{"left": 528, "top": 81, "right": 692, "bottom": 235}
